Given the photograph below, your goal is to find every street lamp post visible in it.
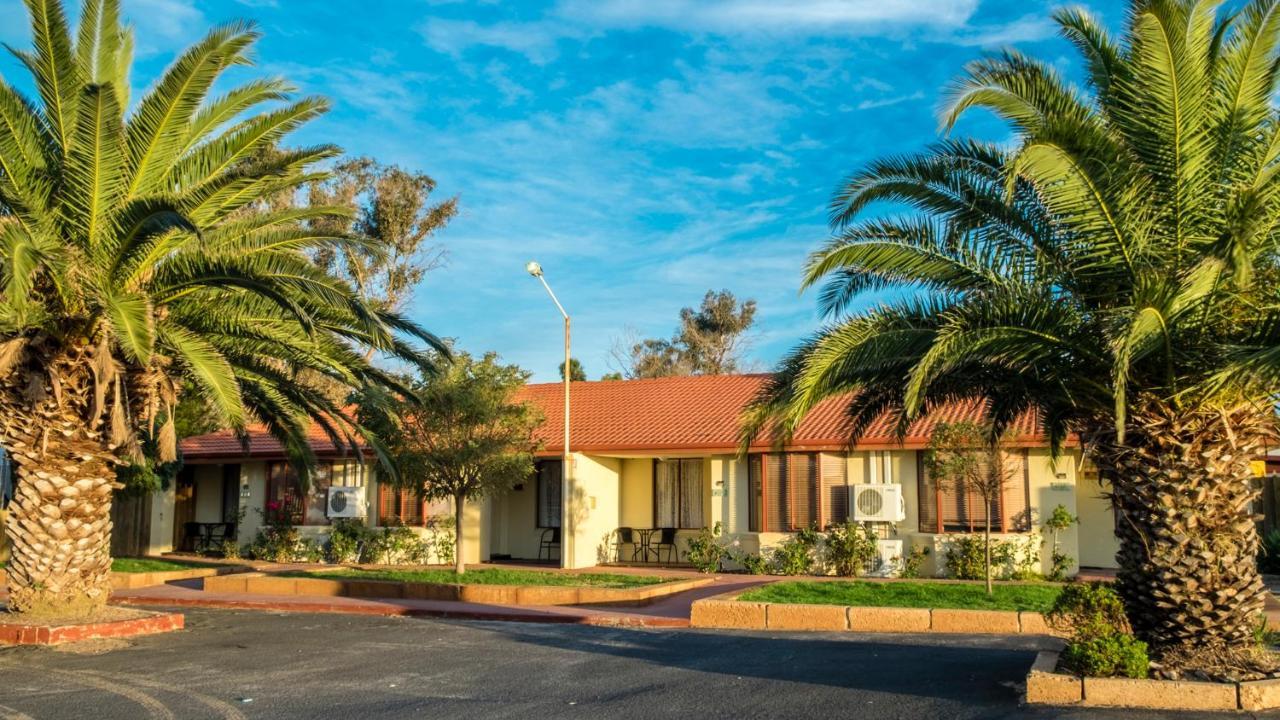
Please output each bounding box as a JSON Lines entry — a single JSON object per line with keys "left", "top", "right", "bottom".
{"left": 526, "top": 261, "right": 571, "bottom": 568}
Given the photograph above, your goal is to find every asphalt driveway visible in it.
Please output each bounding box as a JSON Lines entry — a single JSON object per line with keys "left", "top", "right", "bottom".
{"left": 0, "top": 609, "right": 1256, "bottom": 719}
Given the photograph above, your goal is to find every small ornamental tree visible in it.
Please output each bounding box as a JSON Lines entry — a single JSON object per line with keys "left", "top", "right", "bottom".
{"left": 361, "top": 352, "right": 543, "bottom": 574}
{"left": 926, "top": 422, "right": 1016, "bottom": 595}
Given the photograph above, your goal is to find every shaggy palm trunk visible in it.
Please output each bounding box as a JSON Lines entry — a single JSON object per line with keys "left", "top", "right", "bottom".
{"left": 1096, "top": 400, "right": 1272, "bottom": 671}
{"left": 0, "top": 360, "right": 117, "bottom": 618}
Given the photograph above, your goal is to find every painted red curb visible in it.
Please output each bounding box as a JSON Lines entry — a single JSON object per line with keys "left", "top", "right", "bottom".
{"left": 114, "top": 595, "right": 688, "bottom": 628}
{"left": 0, "top": 611, "right": 184, "bottom": 646}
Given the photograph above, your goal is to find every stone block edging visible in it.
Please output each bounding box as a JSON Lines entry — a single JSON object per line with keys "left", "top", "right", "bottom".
{"left": 1025, "top": 650, "right": 1280, "bottom": 712}
{"left": 202, "top": 572, "right": 712, "bottom": 607}
{"left": 0, "top": 610, "right": 184, "bottom": 646}
{"left": 688, "top": 591, "right": 1059, "bottom": 635}
{"left": 110, "top": 564, "right": 249, "bottom": 590}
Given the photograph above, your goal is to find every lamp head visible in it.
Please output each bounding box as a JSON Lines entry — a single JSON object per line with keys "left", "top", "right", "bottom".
{"left": 525, "top": 261, "right": 543, "bottom": 277}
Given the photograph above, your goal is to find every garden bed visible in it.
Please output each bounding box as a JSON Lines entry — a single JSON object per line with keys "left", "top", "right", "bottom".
{"left": 738, "top": 580, "right": 1062, "bottom": 612}
{"left": 691, "top": 586, "right": 1061, "bottom": 634}
{"left": 0, "top": 607, "right": 184, "bottom": 646}
{"left": 202, "top": 567, "right": 710, "bottom": 606}
{"left": 1025, "top": 649, "right": 1280, "bottom": 711}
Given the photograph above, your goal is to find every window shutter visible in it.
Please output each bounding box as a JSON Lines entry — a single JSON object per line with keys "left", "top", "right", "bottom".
{"left": 789, "top": 454, "right": 818, "bottom": 530}
{"left": 748, "top": 455, "right": 762, "bottom": 532}
{"left": 918, "top": 454, "right": 939, "bottom": 533}
{"left": 1001, "top": 450, "right": 1031, "bottom": 531}
{"left": 378, "top": 483, "right": 390, "bottom": 524}
{"left": 765, "top": 454, "right": 788, "bottom": 532}
{"left": 820, "top": 453, "right": 848, "bottom": 526}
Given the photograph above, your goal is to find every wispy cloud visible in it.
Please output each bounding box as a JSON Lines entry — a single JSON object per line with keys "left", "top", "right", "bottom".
{"left": 857, "top": 90, "right": 924, "bottom": 110}
{"left": 557, "top": 0, "right": 981, "bottom": 33}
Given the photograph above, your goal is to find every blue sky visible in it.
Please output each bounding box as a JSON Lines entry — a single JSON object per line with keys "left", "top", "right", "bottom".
{"left": 0, "top": 0, "right": 1113, "bottom": 381}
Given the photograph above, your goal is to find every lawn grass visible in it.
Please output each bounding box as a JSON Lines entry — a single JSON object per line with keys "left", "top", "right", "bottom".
{"left": 111, "top": 557, "right": 217, "bottom": 573}
{"left": 738, "top": 580, "right": 1063, "bottom": 613}
{"left": 286, "top": 567, "right": 672, "bottom": 589}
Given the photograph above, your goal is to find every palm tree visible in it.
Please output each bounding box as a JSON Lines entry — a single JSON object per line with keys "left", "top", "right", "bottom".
{"left": 0, "top": 0, "right": 444, "bottom": 618}
{"left": 745, "top": 0, "right": 1280, "bottom": 675}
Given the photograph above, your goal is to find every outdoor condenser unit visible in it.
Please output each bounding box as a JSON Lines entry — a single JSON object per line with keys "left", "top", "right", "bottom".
{"left": 326, "top": 486, "right": 364, "bottom": 519}
{"left": 850, "top": 483, "right": 906, "bottom": 522}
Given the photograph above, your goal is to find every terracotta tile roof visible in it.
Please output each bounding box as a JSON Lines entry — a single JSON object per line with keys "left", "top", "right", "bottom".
{"left": 180, "top": 421, "right": 366, "bottom": 462}
{"left": 514, "top": 374, "right": 1048, "bottom": 455}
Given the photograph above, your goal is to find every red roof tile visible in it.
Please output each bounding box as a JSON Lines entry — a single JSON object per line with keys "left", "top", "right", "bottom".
{"left": 514, "top": 374, "right": 1048, "bottom": 455}
{"left": 180, "top": 421, "right": 366, "bottom": 462}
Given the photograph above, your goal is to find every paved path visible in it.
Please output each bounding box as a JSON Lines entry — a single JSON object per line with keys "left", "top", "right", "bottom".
{"left": 0, "top": 608, "right": 1229, "bottom": 719}
{"left": 109, "top": 572, "right": 770, "bottom": 627}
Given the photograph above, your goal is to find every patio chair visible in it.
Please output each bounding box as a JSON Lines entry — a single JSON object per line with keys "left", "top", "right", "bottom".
{"left": 652, "top": 527, "right": 679, "bottom": 564}
{"left": 182, "top": 521, "right": 203, "bottom": 552}
{"left": 538, "top": 527, "right": 561, "bottom": 562}
{"left": 612, "top": 527, "right": 640, "bottom": 563}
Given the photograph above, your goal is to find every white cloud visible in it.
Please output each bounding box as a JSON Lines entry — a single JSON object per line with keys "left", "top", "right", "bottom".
{"left": 948, "top": 13, "right": 1057, "bottom": 47}
{"left": 417, "top": 18, "right": 576, "bottom": 64}
{"left": 126, "top": 0, "right": 205, "bottom": 56}
{"left": 557, "top": 0, "right": 980, "bottom": 33}
{"left": 856, "top": 90, "right": 924, "bottom": 110}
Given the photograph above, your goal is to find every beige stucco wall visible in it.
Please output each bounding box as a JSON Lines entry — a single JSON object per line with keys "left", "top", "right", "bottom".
{"left": 619, "top": 458, "right": 652, "bottom": 529}
{"left": 487, "top": 478, "right": 542, "bottom": 560}
{"left": 147, "top": 483, "right": 175, "bottom": 555}
{"left": 193, "top": 465, "right": 224, "bottom": 523}
{"left": 1076, "top": 471, "right": 1120, "bottom": 569}
{"left": 567, "top": 453, "right": 621, "bottom": 568}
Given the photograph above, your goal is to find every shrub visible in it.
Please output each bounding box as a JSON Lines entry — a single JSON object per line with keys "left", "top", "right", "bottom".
{"left": 1049, "top": 582, "right": 1148, "bottom": 679}
{"left": 769, "top": 528, "right": 819, "bottom": 575}
{"left": 822, "top": 522, "right": 878, "bottom": 576}
{"left": 427, "top": 518, "right": 455, "bottom": 566}
{"left": 899, "top": 546, "right": 930, "bottom": 579}
{"left": 327, "top": 519, "right": 368, "bottom": 564}
{"left": 943, "top": 535, "right": 986, "bottom": 580}
{"left": 686, "top": 522, "right": 730, "bottom": 573}
{"left": 1043, "top": 504, "right": 1078, "bottom": 581}
{"left": 1060, "top": 631, "right": 1149, "bottom": 679}
{"left": 219, "top": 539, "right": 241, "bottom": 561}
{"left": 735, "top": 551, "right": 769, "bottom": 575}
{"left": 367, "top": 525, "right": 429, "bottom": 565}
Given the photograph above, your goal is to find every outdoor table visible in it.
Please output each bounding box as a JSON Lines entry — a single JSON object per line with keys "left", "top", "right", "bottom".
{"left": 634, "top": 528, "right": 657, "bottom": 563}
{"left": 192, "top": 522, "right": 231, "bottom": 553}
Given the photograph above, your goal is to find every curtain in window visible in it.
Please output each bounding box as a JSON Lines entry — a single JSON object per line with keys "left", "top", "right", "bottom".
{"left": 655, "top": 460, "right": 679, "bottom": 528}
{"left": 679, "top": 459, "right": 704, "bottom": 529}
{"left": 537, "top": 461, "right": 562, "bottom": 528}
{"left": 266, "top": 463, "right": 304, "bottom": 524}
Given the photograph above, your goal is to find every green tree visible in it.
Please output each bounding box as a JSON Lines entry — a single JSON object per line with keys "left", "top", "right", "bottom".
{"left": 361, "top": 352, "right": 543, "bottom": 574}
{"left": 615, "top": 290, "right": 757, "bottom": 378}
{"left": 0, "top": 0, "right": 442, "bottom": 617}
{"left": 925, "top": 423, "right": 1015, "bottom": 595}
{"left": 559, "top": 357, "right": 586, "bottom": 382}
{"left": 745, "top": 0, "right": 1280, "bottom": 676}
{"left": 307, "top": 157, "right": 457, "bottom": 314}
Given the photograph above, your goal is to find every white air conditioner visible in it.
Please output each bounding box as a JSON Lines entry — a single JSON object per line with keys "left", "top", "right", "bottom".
{"left": 869, "top": 539, "right": 904, "bottom": 577}
{"left": 851, "top": 484, "right": 906, "bottom": 522}
{"left": 327, "top": 486, "right": 364, "bottom": 519}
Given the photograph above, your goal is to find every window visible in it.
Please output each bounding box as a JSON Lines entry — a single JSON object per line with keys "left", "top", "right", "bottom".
{"left": 378, "top": 484, "right": 424, "bottom": 526}
{"left": 536, "top": 460, "right": 562, "bottom": 529}
{"left": 748, "top": 453, "right": 846, "bottom": 532}
{"left": 267, "top": 461, "right": 343, "bottom": 525}
{"left": 918, "top": 449, "right": 1032, "bottom": 533}
{"left": 654, "top": 459, "right": 705, "bottom": 529}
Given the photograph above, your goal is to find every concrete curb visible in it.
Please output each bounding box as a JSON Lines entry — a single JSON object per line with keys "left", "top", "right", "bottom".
{"left": 689, "top": 591, "right": 1061, "bottom": 635}
{"left": 110, "top": 565, "right": 250, "bottom": 590}
{"left": 0, "top": 610, "right": 184, "bottom": 646}
{"left": 1024, "top": 649, "right": 1280, "bottom": 712}
{"left": 114, "top": 594, "right": 688, "bottom": 628}
{"left": 203, "top": 572, "right": 711, "bottom": 607}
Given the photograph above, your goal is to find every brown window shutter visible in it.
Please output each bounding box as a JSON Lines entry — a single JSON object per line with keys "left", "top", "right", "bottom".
{"left": 789, "top": 453, "right": 818, "bottom": 530}
{"left": 748, "top": 455, "right": 762, "bottom": 532}
{"left": 765, "top": 454, "right": 788, "bottom": 532}
{"left": 378, "top": 483, "right": 390, "bottom": 524}
{"left": 821, "top": 453, "right": 848, "bottom": 526}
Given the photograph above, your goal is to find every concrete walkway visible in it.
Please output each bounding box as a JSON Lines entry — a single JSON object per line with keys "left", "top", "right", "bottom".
{"left": 109, "top": 570, "right": 771, "bottom": 628}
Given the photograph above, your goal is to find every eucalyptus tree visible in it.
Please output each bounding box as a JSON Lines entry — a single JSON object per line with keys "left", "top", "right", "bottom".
{"left": 0, "top": 0, "right": 443, "bottom": 617}
{"left": 745, "top": 0, "right": 1280, "bottom": 675}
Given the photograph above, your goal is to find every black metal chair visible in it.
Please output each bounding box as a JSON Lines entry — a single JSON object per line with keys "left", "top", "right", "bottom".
{"left": 182, "top": 521, "right": 202, "bottom": 552}
{"left": 612, "top": 527, "right": 640, "bottom": 563}
{"left": 538, "top": 527, "right": 561, "bottom": 562}
{"left": 652, "top": 527, "right": 679, "bottom": 564}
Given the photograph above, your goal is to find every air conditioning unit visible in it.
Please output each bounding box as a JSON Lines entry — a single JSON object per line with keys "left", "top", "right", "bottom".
{"left": 327, "top": 486, "right": 364, "bottom": 519}
{"left": 850, "top": 484, "right": 906, "bottom": 522}
{"left": 869, "top": 539, "right": 904, "bottom": 577}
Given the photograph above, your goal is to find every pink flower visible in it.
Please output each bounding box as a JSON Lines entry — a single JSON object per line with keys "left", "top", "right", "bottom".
{"left": 266, "top": 500, "right": 280, "bottom": 512}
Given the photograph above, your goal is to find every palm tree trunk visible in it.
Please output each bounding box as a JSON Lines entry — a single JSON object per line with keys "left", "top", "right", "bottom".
{"left": 454, "top": 493, "right": 465, "bottom": 576}
{"left": 1, "top": 404, "right": 116, "bottom": 618}
{"left": 1095, "top": 399, "right": 1272, "bottom": 674}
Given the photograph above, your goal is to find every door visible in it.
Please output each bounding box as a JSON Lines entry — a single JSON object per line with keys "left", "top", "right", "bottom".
{"left": 172, "top": 468, "right": 196, "bottom": 551}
